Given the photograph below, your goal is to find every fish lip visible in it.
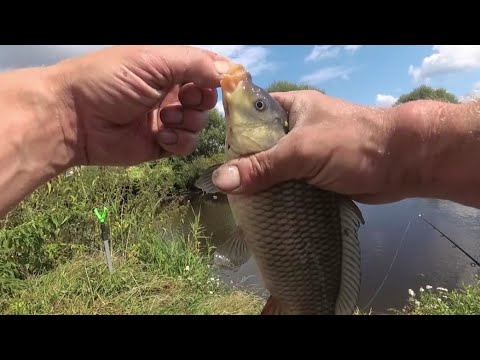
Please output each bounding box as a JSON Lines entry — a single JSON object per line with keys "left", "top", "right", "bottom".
{"left": 220, "top": 64, "right": 252, "bottom": 95}
{"left": 220, "top": 76, "right": 245, "bottom": 95}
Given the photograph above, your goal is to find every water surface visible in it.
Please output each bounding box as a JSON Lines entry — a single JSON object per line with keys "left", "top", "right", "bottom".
{"left": 182, "top": 194, "right": 480, "bottom": 313}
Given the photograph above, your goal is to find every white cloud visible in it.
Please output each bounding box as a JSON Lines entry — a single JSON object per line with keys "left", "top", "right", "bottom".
{"left": 300, "top": 66, "right": 353, "bottom": 84}
{"left": 459, "top": 81, "right": 480, "bottom": 103}
{"left": 0, "top": 45, "right": 110, "bottom": 72}
{"left": 376, "top": 94, "right": 398, "bottom": 107}
{"left": 305, "top": 46, "right": 340, "bottom": 62}
{"left": 409, "top": 45, "right": 480, "bottom": 82}
{"left": 0, "top": 45, "right": 274, "bottom": 78}
{"left": 193, "top": 45, "right": 274, "bottom": 76}
{"left": 344, "top": 45, "right": 363, "bottom": 52}
{"left": 194, "top": 45, "right": 245, "bottom": 58}
{"left": 305, "top": 45, "right": 363, "bottom": 62}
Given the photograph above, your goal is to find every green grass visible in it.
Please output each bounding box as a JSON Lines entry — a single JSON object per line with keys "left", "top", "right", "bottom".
{"left": 0, "top": 237, "right": 263, "bottom": 315}
{"left": 355, "top": 280, "right": 480, "bottom": 315}
{"left": 0, "top": 183, "right": 264, "bottom": 315}
{"left": 0, "top": 153, "right": 266, "bottom": 315}
{"left": 397, "top": 280, "right": 480, "bottom": 315}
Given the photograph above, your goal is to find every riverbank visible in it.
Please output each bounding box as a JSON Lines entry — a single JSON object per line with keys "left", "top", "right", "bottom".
{"left": 0, "top": 250, "right": 264, "bottom": 315}
{"left": 396, "top": 279, "right": 480, "bottom": 315}
{"left": 0, "top": 157, "right": 268, "bottom": 314}
{"left": 1, "top": 157, "right": 479, "bottom": 314}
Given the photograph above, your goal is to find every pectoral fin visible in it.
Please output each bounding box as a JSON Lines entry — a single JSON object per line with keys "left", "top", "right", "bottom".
{"left": 214, "top": 226, "right": 251, "bottom": 269}
{"left": 194, "top": 163, "right": 224, "bottom": 194}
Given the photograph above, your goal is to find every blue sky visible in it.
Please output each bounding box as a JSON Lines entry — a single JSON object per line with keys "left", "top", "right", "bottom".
{"left": 1, "top": 45, "right": 480, "bottom": 111}
{"left": 193, "top": 45, "right": 480, "bottom": 113}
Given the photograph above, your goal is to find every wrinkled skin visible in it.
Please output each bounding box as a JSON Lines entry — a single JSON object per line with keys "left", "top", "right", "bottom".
{"left": 212, "top": 89, "right": 480, "bottom": 208}
{"left": 0, "top": 45, "right": 234, "bottom": 218}
{"left": 55, "top": 45, "right": 233, "bottom": 166}
{"left": 213, "top": 90, "right": 396, "bottom": 204}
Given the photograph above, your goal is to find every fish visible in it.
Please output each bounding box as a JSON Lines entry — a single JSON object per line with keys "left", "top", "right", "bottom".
{"left": 195, "top": 64, "right": 365, "bottom": 315}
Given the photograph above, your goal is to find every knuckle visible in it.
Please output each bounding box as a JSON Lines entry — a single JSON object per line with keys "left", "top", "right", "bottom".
{"left": 185, "top": 111, "right": 208, "bottom": 132}
{"left": 290, "top": 132, "right": 310, "bottom": 160}
{"left": 247, "top": 153, "right": 274, "bottom": 188}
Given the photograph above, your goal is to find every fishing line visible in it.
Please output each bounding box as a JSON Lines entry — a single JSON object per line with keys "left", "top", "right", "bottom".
{"left": 418, "top": 214, "right": 480, "bottom": 268}
{"left": 362, "top": 219, "right": 411, "bottom": 312}
{"left": 361, "top": 213, "right": 480, "bottom": 313}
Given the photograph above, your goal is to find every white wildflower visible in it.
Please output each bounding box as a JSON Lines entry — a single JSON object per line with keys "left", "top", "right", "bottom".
{"left": 415, "top": 300, "right": 420, "bottom": 307}
{"left": 185, "top": 265, "right": 190, "bottom": 271}
{"left": 187, "top": 277, "right": 192, "bottom": 281}
{"left": 437, "top": 287, "right": 448, "bottom": 292}
{"left": 408, "top": 289, "right": 415, "bottom": 297}
{"left": 210, "top": 277, "right": 215, "bottom": 281}
{"left": 420, "top": 287, "right": 425, "bottom": 292}
{"left": 426, "top": 285, "right": 432, "bottom": 290}
{"left": 209, "top": 291, "right": 213, "bottom": 295}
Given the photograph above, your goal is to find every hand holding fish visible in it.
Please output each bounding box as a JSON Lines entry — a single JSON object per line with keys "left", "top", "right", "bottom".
{"left": 196, "top": 65, "right": 366, "bottom": 314}
{"left": 212, "top": 90, "right": 480, "bottom": 209}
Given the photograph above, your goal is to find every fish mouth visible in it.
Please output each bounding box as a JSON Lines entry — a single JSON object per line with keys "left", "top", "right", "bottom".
{"left": 220, "top": 64, "right": 252, "bottom": 95}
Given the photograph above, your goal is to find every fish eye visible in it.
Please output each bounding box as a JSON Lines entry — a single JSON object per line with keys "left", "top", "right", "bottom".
{"left": 255, "top": 100, "right": 266, "bottom": 111}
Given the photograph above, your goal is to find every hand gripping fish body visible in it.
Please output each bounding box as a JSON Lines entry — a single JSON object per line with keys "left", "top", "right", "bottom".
{"left": 195, "top": 64, "right": 365, "bottom": 315}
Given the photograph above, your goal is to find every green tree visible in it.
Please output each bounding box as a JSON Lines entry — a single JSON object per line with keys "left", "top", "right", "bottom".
{"left": 192, "top": 108, "right": 225, "bottom": 158}
{"left": 395, "top": 85, "right": 459, "bottom": 105}
{"left": 267, "top": 80, "right": 325, "bottom": 94}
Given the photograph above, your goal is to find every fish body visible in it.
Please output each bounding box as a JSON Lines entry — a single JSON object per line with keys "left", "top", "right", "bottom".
{"left": 195, "top": 64, "right": 365, "bottom": 315}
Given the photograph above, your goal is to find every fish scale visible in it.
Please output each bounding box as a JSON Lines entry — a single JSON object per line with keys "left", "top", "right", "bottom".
{"left": 228, "top": 181, "right": 344, "bottom": 314}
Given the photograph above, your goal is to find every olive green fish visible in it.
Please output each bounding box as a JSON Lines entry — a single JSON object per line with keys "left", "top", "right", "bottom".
{"left": 195, "top": 64, "right": 365, "bottom": 315}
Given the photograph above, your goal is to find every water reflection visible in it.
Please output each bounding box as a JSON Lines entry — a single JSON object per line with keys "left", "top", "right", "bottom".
{"left": 182, "top": 194, "right": 480, "bottom": 314}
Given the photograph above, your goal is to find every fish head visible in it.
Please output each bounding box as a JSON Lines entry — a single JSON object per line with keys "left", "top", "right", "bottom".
{"left": 220, "top": 64, "right": 288, "bottom": 159}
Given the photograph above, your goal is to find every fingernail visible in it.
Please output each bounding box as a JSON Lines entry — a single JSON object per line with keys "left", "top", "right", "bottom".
{"left": 158, "top": 129, "right": 178, "bottom": 145}
{"left": 214, "top": 61, "right": 230, "bottom": 74}
{"left": 212, "top": 165, "right": 240, "bottom": 191}
{"left": 163, "top": 109, "right": 183, "bottom": 125}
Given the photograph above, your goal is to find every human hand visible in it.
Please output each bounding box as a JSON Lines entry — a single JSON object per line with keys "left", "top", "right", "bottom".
{"left": 211, "top": 90, "right": 414, "bottom": 205}
{"left": 54, "top": 45, "right": 232, "bottom": 166}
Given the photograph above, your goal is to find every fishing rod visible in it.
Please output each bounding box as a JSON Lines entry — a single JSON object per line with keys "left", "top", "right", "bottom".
{"left": 418, "top": 214, "right": 480, "bottom": 268}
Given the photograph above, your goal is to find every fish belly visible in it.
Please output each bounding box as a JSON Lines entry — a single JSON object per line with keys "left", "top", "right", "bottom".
{"left": 228, "top": 181, "right": 345, "bottom": 315}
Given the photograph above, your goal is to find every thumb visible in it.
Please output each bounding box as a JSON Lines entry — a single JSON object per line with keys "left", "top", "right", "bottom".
{"left": 212, "top": 131, "right": 302, "bottom": 195}
{"left": 152, "top": 45, "right": 234, "bottom": 88}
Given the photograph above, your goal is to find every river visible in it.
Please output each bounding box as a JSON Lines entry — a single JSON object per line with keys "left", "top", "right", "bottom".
{"left": 181, "top": 193, "right": 480, "bottom": 314}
